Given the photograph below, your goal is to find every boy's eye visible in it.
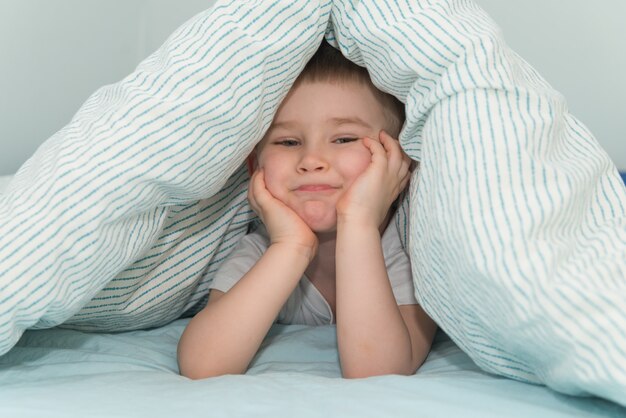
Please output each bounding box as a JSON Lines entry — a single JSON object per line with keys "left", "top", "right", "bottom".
{"left": 334, "top": 137, "right": 359, "bottom": 144}
{"left": 275, "top": 139, "right": 299, "bottom": 147}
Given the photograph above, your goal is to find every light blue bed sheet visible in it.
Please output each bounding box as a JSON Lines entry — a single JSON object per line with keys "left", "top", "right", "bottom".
{"left": 1, "top": 320, "right": 623, "bottom": 418}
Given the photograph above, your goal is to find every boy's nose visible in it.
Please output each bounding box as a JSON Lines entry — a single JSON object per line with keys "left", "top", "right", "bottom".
{"left": 297, "top": 151, "right": 329, "bottom": 173}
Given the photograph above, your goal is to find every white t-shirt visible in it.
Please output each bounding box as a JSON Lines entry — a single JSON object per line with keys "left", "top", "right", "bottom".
{"left": 210, "top": 222, "right": 418, "bottom": 325}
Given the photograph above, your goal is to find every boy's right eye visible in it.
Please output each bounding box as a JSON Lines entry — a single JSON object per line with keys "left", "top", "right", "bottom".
{"left": 274, "top": 139, "right": 299, "bottom": 147}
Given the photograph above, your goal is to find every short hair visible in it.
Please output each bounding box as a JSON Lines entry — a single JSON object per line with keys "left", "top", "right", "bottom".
{"left": 294, "top": 41, "right": 405, "bottom": 136}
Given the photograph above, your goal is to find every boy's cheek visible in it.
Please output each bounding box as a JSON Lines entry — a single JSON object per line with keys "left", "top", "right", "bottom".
{"left": 344, "top": 150, "right": 373, "bottom": 177}
{"left": 261, "top": 170, "right": 284, "bottom": 198}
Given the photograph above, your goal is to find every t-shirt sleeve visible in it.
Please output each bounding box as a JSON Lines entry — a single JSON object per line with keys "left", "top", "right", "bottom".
{"left": 209, "top": 227, "right": 269, "bottom": 293}
{"left": 383, "top": 222, "right": 419, "bottom": 306}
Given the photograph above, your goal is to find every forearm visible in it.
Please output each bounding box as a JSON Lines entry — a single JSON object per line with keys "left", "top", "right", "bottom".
{"left": 177, "top": 243, "right": 311, "bottom": 379}
{"left": 335, "top": 222, "right": 414, "bottom": 378}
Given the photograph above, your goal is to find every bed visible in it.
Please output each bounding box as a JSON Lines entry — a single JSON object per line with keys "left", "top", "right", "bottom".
{"left": 1, "top": 319, "right": 624, "bottom": 417}
{"left": 1, "top": 0, "right": 626, "bottom": 415}
{"left": 0, "top": 173, "right": 624, "bottom": 417}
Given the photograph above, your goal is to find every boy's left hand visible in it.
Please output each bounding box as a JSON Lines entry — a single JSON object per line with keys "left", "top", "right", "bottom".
{"left": 336, "top": 130, "right": 412, "bottom": 228}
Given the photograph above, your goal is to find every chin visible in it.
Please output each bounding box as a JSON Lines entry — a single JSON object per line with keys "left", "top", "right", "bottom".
{"left": 310, "top": 223, "right": 337, "bottom": 235}
{"left": 300, "top": 213, "right": 338, "bottom": 235}
{"left": 293, "top": 201, "right": 338, "bottom": 234}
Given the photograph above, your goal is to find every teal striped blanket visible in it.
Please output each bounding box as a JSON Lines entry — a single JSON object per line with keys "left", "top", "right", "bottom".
{"left": 0, "top": 0, "right": 624, "bottom": 405}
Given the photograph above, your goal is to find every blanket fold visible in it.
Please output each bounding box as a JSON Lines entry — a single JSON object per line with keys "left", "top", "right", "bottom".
{"left": 1, "top": 0, "right": 624, "bottom": 406}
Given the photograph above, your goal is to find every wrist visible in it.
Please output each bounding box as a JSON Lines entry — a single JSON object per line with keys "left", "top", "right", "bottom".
{"left": 337, "top": 211, "right": 381, "bottom": 231}
{"left": 337, "top": 217, "right": 381, "bottom": 240}
{"left": 268, "top": 240, "right": 318, "bottom": 263}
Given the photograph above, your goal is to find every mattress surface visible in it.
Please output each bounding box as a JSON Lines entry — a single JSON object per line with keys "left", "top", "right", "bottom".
{"left": 0, "top": 320, "right": 623, "bottom": 418}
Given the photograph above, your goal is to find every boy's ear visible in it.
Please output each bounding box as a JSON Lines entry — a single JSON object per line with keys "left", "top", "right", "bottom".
{"left": 246, "top": 153, "right": 258, "bottom": 176}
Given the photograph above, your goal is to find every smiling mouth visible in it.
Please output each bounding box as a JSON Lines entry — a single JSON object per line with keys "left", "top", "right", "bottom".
{"left": 295, "top": 184, "right": 337, "bottom": 192}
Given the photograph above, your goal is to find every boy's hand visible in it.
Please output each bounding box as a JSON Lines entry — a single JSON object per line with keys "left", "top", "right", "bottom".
{"left": 248, "top": 169, "right": 318, "bottom": 260}
{"left": 336, "top": 130, "right": 411, "bottom": 228}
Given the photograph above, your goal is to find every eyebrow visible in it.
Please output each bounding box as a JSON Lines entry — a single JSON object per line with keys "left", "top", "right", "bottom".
{"left": 270, "top": 120, "right": 299, "bottom": 130}
{"left": 329, "top": 117, "right": 373, "bottom": 129}
{"left": 270, "top": 117, "right": 372, "bottom": 130}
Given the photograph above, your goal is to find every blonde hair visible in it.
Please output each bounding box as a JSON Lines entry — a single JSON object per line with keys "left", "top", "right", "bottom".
{"left": 294, "top": 41, "right": 405, "bottom": 136}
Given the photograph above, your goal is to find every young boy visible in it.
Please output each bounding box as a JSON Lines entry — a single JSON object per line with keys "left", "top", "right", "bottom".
{"left": 177, "top": 42, "right": 437, "bottom": 379}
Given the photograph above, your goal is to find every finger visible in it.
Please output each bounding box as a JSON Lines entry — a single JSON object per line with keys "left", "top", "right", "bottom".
{"left": 379, "top": 130, "right": 404, "bottom": 172}
{"left": 249, "top": 169, "right": 274, "bottom": 210}
{"left": 400, "top": 169, "right": 411, "bottom": 191}
{"left": 398, "top": 160, "right": 411, "bottom": 181}
{"left": 247, "top": 170, "right": 262, "bottom": 213}
{"left": 362, "top": 136, "right": 387, "bottom": 165}
{"left": 394, "top": 140, "right": 412, "bottom": 176}
{"left": 399, "top": 154, "right": 412, "bottom": 177}
{"left": 377, "top": 130, "right": 392, "bottom": 158}
{"left": 379, "top": 130, "right": 399, "bottom": 152}
{"left": 389, "top": 171, "right": 410, "bottom": 202}
{"left": 381, "top": 130, "right": 404, "bottom": 160}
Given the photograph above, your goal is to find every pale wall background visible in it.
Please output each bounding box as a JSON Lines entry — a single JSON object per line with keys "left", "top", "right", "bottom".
{"left": 0, "top": 0, "right": 624, "bottom": 175}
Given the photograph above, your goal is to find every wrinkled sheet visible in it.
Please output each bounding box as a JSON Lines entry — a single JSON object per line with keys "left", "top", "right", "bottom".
{"left": 0, "top": 320, "right": 623, "bottom": 418}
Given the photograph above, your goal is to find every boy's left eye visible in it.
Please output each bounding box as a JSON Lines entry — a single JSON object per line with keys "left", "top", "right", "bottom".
{"left": 334, "top": 137, "right": 359, "bottom": 144}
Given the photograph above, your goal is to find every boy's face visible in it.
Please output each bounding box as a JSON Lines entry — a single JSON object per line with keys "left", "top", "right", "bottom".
{"left": 254, "top": 80, "right": 390, "bottom": 233}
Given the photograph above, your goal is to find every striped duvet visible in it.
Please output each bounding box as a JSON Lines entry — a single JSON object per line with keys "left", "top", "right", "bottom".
{"left": 0, "top": 0, "right": 624, "bottom": 405}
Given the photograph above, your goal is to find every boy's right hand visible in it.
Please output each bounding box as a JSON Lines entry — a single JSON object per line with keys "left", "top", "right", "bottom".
{"left": 248, "top": 169, "right": 318, "bottom": 261}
